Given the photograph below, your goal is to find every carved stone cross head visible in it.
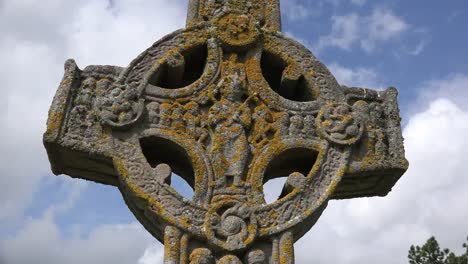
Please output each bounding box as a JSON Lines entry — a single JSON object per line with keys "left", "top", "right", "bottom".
{"left": 44, "top": 0, "right": 408, "bottom": 263}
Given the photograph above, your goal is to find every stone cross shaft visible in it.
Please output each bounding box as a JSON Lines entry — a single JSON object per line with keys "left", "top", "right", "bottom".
{"left": 44, "top": 0, "right": 408, "bottom": 263}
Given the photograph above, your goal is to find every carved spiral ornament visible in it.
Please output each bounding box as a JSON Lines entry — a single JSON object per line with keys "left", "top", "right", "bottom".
{"left": 205, "top": 201, "right": 258, "bottom": 251}
{"left": 316, "top": 103, "right": 364, "bottom": 145}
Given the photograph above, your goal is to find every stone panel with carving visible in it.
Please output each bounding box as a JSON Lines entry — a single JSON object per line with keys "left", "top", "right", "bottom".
{"left": 44, "top": 0, "right": 408, "bottom": 263}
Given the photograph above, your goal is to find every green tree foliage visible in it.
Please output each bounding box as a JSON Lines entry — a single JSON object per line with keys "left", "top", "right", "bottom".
{"left": 408, "top": 236, "right": 468, "bottom": 264}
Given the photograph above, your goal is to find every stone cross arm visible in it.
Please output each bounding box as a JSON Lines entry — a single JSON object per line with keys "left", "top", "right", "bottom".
{"left": 44, "top": 0, "right": 408, "bottom": 263}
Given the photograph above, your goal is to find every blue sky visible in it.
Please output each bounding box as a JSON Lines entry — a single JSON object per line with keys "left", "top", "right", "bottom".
{"left": 1, "top": 0, "right": 468, "bottom": 263}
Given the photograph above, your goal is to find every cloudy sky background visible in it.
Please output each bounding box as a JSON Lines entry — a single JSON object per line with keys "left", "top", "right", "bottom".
{"left": 1, "top": 0, "right": 467, "bottom": 263}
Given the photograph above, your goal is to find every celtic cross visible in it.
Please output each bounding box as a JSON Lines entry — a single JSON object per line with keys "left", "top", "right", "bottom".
{"left": 44, "top": 0, "right": 408, "bottom": 263}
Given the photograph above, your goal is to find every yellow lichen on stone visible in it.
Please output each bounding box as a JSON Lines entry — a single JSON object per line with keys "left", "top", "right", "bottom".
{"left": 45, "top": 111, "right": 64, "bottom": 136}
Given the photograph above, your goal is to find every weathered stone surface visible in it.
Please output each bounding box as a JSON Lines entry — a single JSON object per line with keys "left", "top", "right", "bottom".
{"left": 44, "top": 0, "right": 408, "bottom": 263}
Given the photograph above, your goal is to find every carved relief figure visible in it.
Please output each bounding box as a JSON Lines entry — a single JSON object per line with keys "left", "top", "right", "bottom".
{"left": 204, "top": 0, "right": 248, "bottom": 15}
{"left": 289, "top": 115, "right": 303, "bottom": 136}
{"left": 218, "top": 255, "right": 242, "bottom": 264}
{"left": 369, "top": 103, "right": 387, "bottom": 156}
{"left": 68, "top": 105, "right": 90, "bottom": 135}
{"left": 276, "top": 112, "right": 290, "bottom": 137}
{"left": 184, "top": 102, "right": 209, "bottom": 144}
{"left": 99, "top": 83, "right": 139, "bottom": 125}
{"left": 208, "top": 62, "right": 251, "bottom": 187}
{"left": 250, "top": 104, "right": 274, "bottom": 150}
{"left": 147, "top": 101, "right": 161, "bottom": 124}
{"left": 184, "top": 102, "right": 200, "bottom": 133}
{"left": 98, "top": 86, "right": 120, "bottom": 122}
{"left": 189, "top": 248, "right": 214, "bottom": 264}
{"left": 68, "top": 78, "right": 95, "bottom": 135}
{"left": 352, "top": 100, "right": 387, "bottom": 157}
{"left": 75, "top": 78, "right": 95, "bottom": 107}
{"left": 159, "top": 103, "right": 172, "bottom": 127}
{"left": 245, "top": 249, "right": 266, "bottom": 264}
{"left": 303, "top": 115, "right": 316, "bottom": 137}
{"left": 171, "top": 105, "right": 186, "bottom": 130}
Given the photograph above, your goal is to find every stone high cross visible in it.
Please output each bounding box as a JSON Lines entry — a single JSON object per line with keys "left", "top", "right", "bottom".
{"left": 44, "top": 0, "right": 408, "bottom": 263}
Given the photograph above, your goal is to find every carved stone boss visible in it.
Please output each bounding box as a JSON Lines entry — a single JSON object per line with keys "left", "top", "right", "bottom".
{"left": 44, "top": 0, "right": 408, "bottom": 263}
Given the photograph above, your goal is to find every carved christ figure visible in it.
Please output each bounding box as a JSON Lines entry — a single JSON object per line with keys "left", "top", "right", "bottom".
{"left": 208, "top": 62, "right": 251, "bottom": 188}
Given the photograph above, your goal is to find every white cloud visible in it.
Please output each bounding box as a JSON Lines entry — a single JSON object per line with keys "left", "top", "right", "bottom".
{"left": 0, "top": 0, "right": 185, "bottom": 223}
{"left": 447, "top": 11, "right": 462, "bottom": 23}
{"left": 350, "top": 0, "right": 366, "bottom": 6}
{"left": 417, "top": 74, "right": 468, "bottom": 111}
{"left": 281, "top": 1, "right": 319, "bottom": 22}
{"left": 0, "top": 0, "right": 183, "bottom": 261}
{"left": 67, "top": 0, "right": 186, "bottom": 66}
{"left": 1, "top": 0, "right": 467, "bottom": 263}
{"left": 361, "top": 8, "right": 410, "bottom": 52}
{"left": 404, "top": 39, "right": 429, "bottom": 56}
{"left": 0, "top": 175, "right": 164, "bottom": 264}
{"left": 139, "top": 245, "right": 165, "bottom": 264}
{"left": 328, "top": 63, "right": 382, "bottom": 88}
{"left": 293, "top": 74, "right": 468, "bottom": 263}
{"left": 317, "top": 13, "right": 361, "bottom": 51}
{"left": 1, "top": 205, "right": 159, "bottom": 264}
{"left": 317, "top": 7, "right": 410, "bottom": 53}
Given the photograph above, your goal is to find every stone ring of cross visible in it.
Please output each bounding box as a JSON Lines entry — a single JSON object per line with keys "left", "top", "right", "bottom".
{"left": 44, "top": 0, "right": 408, "bottom": 263}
